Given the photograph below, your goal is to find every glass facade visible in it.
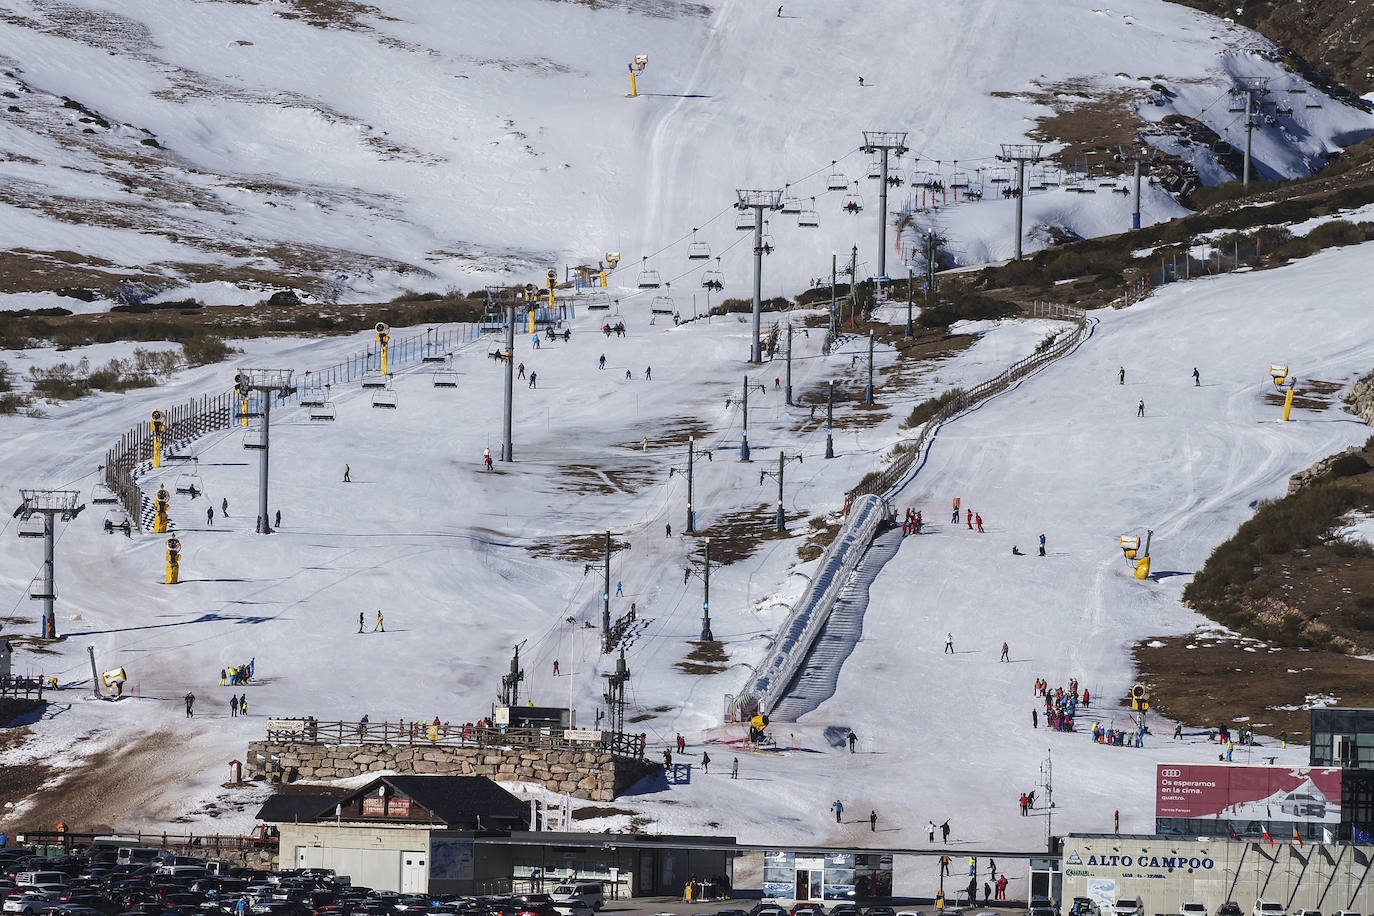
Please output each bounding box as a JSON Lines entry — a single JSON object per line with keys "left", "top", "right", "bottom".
{"left": 763, "top": 851, "right": 893, "bottom": 901}
{"left": 1310, "top": 708, "right": 1374, "bottom": 769}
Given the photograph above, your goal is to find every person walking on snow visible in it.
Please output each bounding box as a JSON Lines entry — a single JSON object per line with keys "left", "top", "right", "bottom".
{"left": 975, "top": 513, "right": 984, "bottom": 533}
{"left": 230, "top": 693, "right": 238, "bottom": 717}
{"left": 966, "top": 508, "right": 973, "bottom": 529}
{"left": 731, "top": 757, "right": 739, "bottom": 779}
{"left": 343, "top": 464, "right": 351, "bottom": 482}
{"left": 951, "top": 506, "right": 959, "bottom": 523}
{"left": 221, "top": 497, "right": 229, "bottom": 516}
{"left": 219, "top": 668, "right": 226, "bottom": 686}
{"left": 553, "top": 660, "right": 560, "bottom": 676}
{"left": 274, "top": 509, "right": 281, "bottom": 529}
{"left": 625, "top": 369, "right": 632, "bottom": 380}
{"left": 598, "top": 354, "right": 606, "bottom": 370}
{"left": 702, "top": 752, "right": 711, "bottom": 773}
{"left": 1119, "top": 366, "right": 1125, "bottom": 385}
{"left": 677, "top": 733, "right": 686, "bottom": 754}
{"left": 966, "top": 877, "right": 977, "bottom": 905}
{"left": 1039, "top": 533, "right": 1046, "bottom": 556}
{"left": 239, "top": 695, "right": 247, "bottom": 716}
{"left": 847, "top": 730, "right": 857, "bottom": 753}
{"left": 528, "top": 371, "right": 537, "bottom": 388}
{"left": 616, "top": 581, "right": 624, "bottom": 596}
{"left": 645, "top": 366, "right": 652, "bottom": 380}
{"left": 870, "top": 810, "right": 878, "bottom": 832}
{"left": 1137, "top": 399, "right": 1145, "bottom": 417}
{"left": 1033, "top": 708, "right": 1038, "bottom": 728}
{"left": 517, "top": 362, "right": 525, "bottom": 380}
{"left": 207, "top": 507, "right": 214, "bottom": 526}
{"left": 939, "top": 855, "right": 951, "bottom": 876}
{"left": 1000, "top": 642, "right": 1009, "bottom": 662}
{"left": 940, "top": 819, "right": 950, "bottom": 843}
{"left": 1192, "top": 367, "right": 1200, "bottom": 386}
{"left": 358, "top": 612, "right": 365, "bottom": 634}
{"left": 944, "top": 632, "right": 954, "bottom": 654}
{"left": 928, "top": 820, "right": 936, "bottom": 842}
{"left": 832, "top": 800, "right": 844, "bottom": 823}
{"left": 185, "top": 692, "right": 195, "bottom": 718}
{"left": 374, "top": 610, "right": 384, "bottom": 632}
{"left": 484, "top": 448, "right": 493, "bottom": 471}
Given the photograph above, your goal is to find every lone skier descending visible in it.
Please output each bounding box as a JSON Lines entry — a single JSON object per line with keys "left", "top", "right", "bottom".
{"left": 1039, "top": 533, "right": 1046, "bottom": 556}
{"left": 374, "top": 610, "right": 385, "bottom": 632}
{"left": 185, "top": 692, "right": 196, "bottom": 718}
{"left": 1000, "top": 642, "right": 1009, "bottom": 662}
{"left": 343, "top": 464, "right": 351, "bottom": 483}
{"left": 1119, "top": 366, "right": 1126, "bottom": 385}
{"left": 1137, "top": 399, "right": 1145, "bottom": 417}
{"left": 1192, "top": 367, "right": 1200, "bottom": 386}
{"left": 944, "top": 632, "right": 954, "bottom": 654}
{"left": 358, "top": 612, "right": 365, "bottom": 634}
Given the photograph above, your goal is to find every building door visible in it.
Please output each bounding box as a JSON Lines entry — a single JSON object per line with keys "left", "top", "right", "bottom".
{"left": 795, "top": 870, "right": 811, "bottom": 901}
{"left": 401, "top": 852, "right": 427, "bottom": 893}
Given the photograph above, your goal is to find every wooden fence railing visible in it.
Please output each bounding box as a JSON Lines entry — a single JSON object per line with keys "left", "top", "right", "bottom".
{"left": 262, "top": 720, "right": 647, "bottom": 759}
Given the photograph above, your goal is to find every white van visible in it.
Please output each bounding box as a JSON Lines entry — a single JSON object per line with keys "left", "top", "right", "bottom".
{"left": 116, "top": 847, "right": 162, "bottom": 867}
{"left": 1112, "top": 899, "right": 1143, "bottom": 916}
{"left": 551, "top": 883, "right": 604, "bottom": 911}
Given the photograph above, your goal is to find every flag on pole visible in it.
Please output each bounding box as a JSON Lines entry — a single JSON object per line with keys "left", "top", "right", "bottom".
{"left": 1293, "top": 826, "right": 1304, "bottom": 848}
{"left": 1263, "top": 829, "right": 1274, "bottom": 847}
{"left": 1228, "top": 826, "right": 1241, "bottom": 842}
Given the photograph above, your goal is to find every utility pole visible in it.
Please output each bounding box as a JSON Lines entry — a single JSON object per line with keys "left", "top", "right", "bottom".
{"left": 503, "top": 290, "right": 522, "bottom": 462}
{"left": 683, "top": 539, "right": 713, "bottom": 641}
{"left": 500, "top": 643, "right": 525, "bottom": 707}
{"left": 735, "top": 189, "right": 783, "bottom": 363}
{"left": 14, "top": 490, "right": 83, "bottom": 639}
{"left": 1041, "top": 748, "right": 1055, "bottom": 851}
{"left": 236, "top": 368, "right": 295, "bottom": 534}
{"left": 760, "top": 451, "right": 804, "bottom": 531}
{"left": 924, "top": 230, "right": 941, "bottom": 317}
{"left": 849, "top": 246, "right": 859, "bottom": 325}
{"left": 905, "top": 264, "right": 914, "bottom": 337}
{"left": 865, "top": 333, "right": 875, "bottom": 405}
{"left": 825, "top": 380, "right": 835, "bottom": 459}
{"left": 785, "top": 325, "right": 794, "bottom": 405}
{"left": 829, "top": 253, "right": 837, "bottom": 337}
{"left": 1132, "top": 159, "right": 1142, "bottom": 230}
{"left": 668, "top": 437, "right": 712, "bottom": 533}
{"left": 997, "top": 144, "right": 1044, "bottom": 260}
{"left": 737, "top": 376, "right": 764, "bottom": 461}
{"left": 88, "top": 646, "right": 101, "bottom": 699}
{"left": 861, "top": 130, "right": 909, "bottom": 282}
{"left": 1232, "top": 78, "right": 1270, "bottom": 188}
{"left": 584, "top": 533, "right": 630, "bottom": 649}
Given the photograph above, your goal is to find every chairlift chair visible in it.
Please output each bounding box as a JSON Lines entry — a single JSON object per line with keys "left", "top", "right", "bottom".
{"left": 421, "top": 344, "right": 448, "bottom": 363}
{"left": 887, "top": 168, "right": 906, "bottom": 188}
{"left": 866, "top": 160, "right": 882, "bottom": 180}
{"left": 243, "top": 429, "right": 265, "bottom": 450}
{"left": 798, "top": 197, "right": 820, "bottom": 228}
{"left": 826, "top": 161, "right": 849, "bottom": 191}
{"left": 990, "top": 168, "right": 1012, "bottom": 184}
{"left": 702, "top": 258, "right": 725, "bottom": 290}
{"left": 361, "top": 372, "right": 388, "bottom": 389}
{"left": 842, "top": 183, "right": 864, "bottom": 214}
{"left": 759, "top": 222, "right": 775, "bottom": 254}
{"left": 636, "top": 256, "right": 662, "bottom": 289}
{"left": 299, "top": 386, "right": 328, "bottom": 407}
{"left": 101, "top": 509, "right": 130, "bottom": 531}
{"left": 1043, "top": 166, "right": 1062, "bottom": 187}
{"left": 687, "top": 230, "right": 711, "bottom": 261}
{"left": 371, "top": 388, "right": 398, "bottom": 409}
{"left": 310, "top": 401, "right": 337, "bottom": 421}
{"left": 16, "top": 518, "right": 44, "bottom": 538}
{"left": 91, "top": 485, "right": 119, "bottom": 506}
{"left": 951, "top": 170, "right": 970, "bottom": 189}
{"left": 173, "top": 473, "right": 203, "bottom": 495}
{"left": 432, "top": 370, "right": 459, "bottom": 389}
{"left": 735, "top": 207, "right": 754, "bottom": 231}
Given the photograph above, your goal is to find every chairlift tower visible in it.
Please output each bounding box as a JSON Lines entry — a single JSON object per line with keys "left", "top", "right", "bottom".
{"left": 735, "top": 189, "right": 783, "bottom": 363}
{"left": 235, "top": 368, "right": 296, "bottom": 534}
{"left": 584, "top": 532, "right": 631, "bottom": 650}
{"left": 668, "top": 436, "right": 714, "bottom": 534}
{"left": 997, "top": 144, "right": 1044, "bottom": 260}
{"left": 759, "top": 451, "right": 803, "bottom": 532}
{"left": 861, "top": 131, "right": 909, "bottom": 281}
{"left": 12, "top": 489, "right": 84, "bottom": 639}
{"left": 1231, "top": 77, "right": 1271, "bottom": 188}
{"left": 683, "top": 538, "right": 714, "bottom": 641}
{"left": 603, "top": 649, "right": 631, "bottom": 734}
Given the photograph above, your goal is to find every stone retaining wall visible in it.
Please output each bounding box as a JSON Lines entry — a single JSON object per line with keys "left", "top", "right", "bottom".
{"left": 247, "top": 741, "right": 658, "bottom": 802}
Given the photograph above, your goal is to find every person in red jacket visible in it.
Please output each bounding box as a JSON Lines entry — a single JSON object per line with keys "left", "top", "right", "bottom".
{"left": 975, "top": 513, "right": 984, "bottom": 533}
{"left": 966, "top": 508, "right": 973, "bottom": 529}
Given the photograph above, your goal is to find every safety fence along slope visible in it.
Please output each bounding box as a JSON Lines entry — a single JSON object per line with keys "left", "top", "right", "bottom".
{"left": 729, "top": 493, "right": 888, "bottom": 722}
{"left": 846, "top": 302, "right": 1091, "bottom": 502}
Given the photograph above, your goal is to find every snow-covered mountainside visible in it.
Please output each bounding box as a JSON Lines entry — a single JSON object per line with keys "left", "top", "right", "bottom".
{"left": 0, "top": 0, "right": 1369, "bottom": 308}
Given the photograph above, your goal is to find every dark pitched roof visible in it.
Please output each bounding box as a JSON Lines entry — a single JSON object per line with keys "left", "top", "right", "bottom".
{"left": 344, "top": 775, "right": 528, "bottom": 827}
{"left": 256, "top": 793, "right": 342, "bottom": 823}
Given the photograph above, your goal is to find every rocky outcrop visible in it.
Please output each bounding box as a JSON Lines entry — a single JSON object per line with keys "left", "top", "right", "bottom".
{"left": 245, "top": 741, "right": 658, "bottom": 802}
{"left": 1287, "top": 446, "right": 1364, "bottom": 494}
{"left": 1346, "top": 369, "right": 1374, "bottom": 426}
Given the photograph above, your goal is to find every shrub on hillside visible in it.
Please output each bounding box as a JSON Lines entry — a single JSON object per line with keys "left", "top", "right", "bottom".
{"left": 182, "top": 335, "right": 237, "bottom": 367}
{"left": 903, "top": 388, "right": 964, "bottom": 428}
{"left": 1329, "top": 454, "right": 1370, "bottom": 479}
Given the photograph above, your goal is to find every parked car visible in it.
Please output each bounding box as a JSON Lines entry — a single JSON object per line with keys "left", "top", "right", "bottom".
{"left": 1294, "top": 910, "right": 1323, "bottom": 916}
{"left": 1068, "top": 899, "right": 1098, "bottom": 916}
{"left": 1111, "top": 899, "right": 1142, "bottom": 916}
{"left": 549, "top": 904, "right": 591, "bottom": 916}
{"left": 4, "top": 892, "right": 61, "bottom": 916}
{"left": 549, "top": 886, "right": 603, "bottom": 914}
{"left": 1181, "top": 904, "right": 1207, "bottom": 916}
{"left": 1253, "top": 903, "right": 1285, "bottom": 916}
{"left": 1215, "top": 906, "right": 1243, "bottom": 916}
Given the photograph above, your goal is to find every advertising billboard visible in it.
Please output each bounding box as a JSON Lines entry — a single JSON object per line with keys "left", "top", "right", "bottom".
{"left": 1156, "top": 763, "right": 1342, "bottom": 824}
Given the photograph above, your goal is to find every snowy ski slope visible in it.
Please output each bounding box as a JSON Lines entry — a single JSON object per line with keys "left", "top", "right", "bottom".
{"left": 0, "top": 0, "right": 1369, "bottom": 305}
{"left": 1, "top": 238, "right": 1372, "bottom": 853}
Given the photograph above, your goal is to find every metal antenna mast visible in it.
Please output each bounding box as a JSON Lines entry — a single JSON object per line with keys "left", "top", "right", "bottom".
{"left": 861, "top": 131, "right": 909, "bottom": 281}
{"left": 12, "top": 489, "right": 84, "bottom": 639}
{"left": 236, "top": 368, "right": 295, "bottom": 533}
{"left": 734, "top": 189, "right": 783, "bottom": 363}
{"left": 997, "top": 144, "right": 1044, "bottom": 260}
